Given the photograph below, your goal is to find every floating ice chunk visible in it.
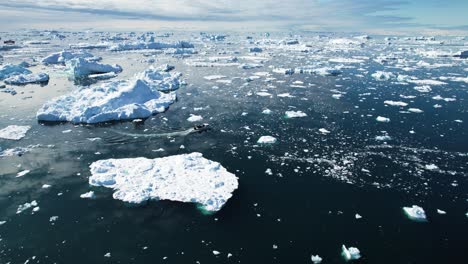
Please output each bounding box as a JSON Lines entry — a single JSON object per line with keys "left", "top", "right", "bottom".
{"left": 257, "top": 92, "right": 272, "bottom": 97}
{"left": 0, "top": 125, "right": 30, "bottom": 140}
{"left": 135, "top": 66, "right": 183, "bottom": 91}
{"left": 109, "top": 40, "right": 193, "bottom": 51}
{"left": 249, "top": 47, "right": 263, "bottom": 52}
{"left": 403, "top": 205, "right": 427, "bottom": 221}
{"left": 342, "top": 245, "right": 361, "bottom": 260}
{"left": 408, "top": 79, "right": 447, "bottom": 86}
{"left": 332, "top": 94, "right": 342, "bottom": 99}
{"left": 318, "top": 128, "right": 330, "bottom": 134}
{"left": 425, "top": 164, "right": 439, "bottom": 171}
{"left": 204, "top": 75, "right": 226, "bottom": 81}
{"left": 262, "top": 109, "right": 272, "bottom": 114}
{"left": 257, "top": 136, "right": 277, "bottom": 144}
{"left": 437, "top": 209, "right": 446, "bottom": 215}
{"left": 66, "top": 58, "right": 122, "bottom": 78}
{"left": 16, "top": 170, "right": 30, "bottom": 177}
{"left": 104, "top": 252, "right": 111, "bottom": 258}
{"left": 42, "top": 184, "right": 52, "bottom": 188}
{"left": 285, "top": 111, "right": 307, "bottom": 118}
{"left": 371, "top": 71, "right": 395, "bottom": 81}
{"left": 239, "top": 63, "right": 263, "bottom": 69}
{"left": 414, "top": 85, "right": 431, "bottom": 93}
{"left": 375, "top": 135, "right": 391, "bottom": 141}
{"left": 89, "top": 152, "right": 238, "bottom": 212}
{"left": 37, "top": 68, "right": 178, "bottom": 124}
{"left": 187, "top": 114, "right": 203, "bottom": 122}
{"left": 49, "top": 216, "right": 59, "bottom": 222}
{"left": 41, "top": 50, "right": 98, "bottom": 65}
{"left": 0, "top": 220, "right": 6, "bottom": 225}
{"left": 311, "top": 254, "right": 322, "bottom": 263}
{"left": 212, "top": 250, "right": 221, "bottom": 255}
{"left": 355, "top": 214, "right": 362, "bottom": 219}
{"left": 80, "top": 191, "right": 96, "bottom": 199}
{"left": 4, "top": 73, "right": 49, "bottom": 85}
{"left": 384, "top": 100, "right": 408, "bottom": 107}
{"left": 0, "top": 64, "right": 32, "bottom": 80}
{"left": 272, "top": 68, "right": 294, "bottom": 75}
{"left": 376, "top": 116, "right": 390, "bottom": 122}
{"left": 408, "top": 108, "right": 423, "bottom": 113}
{"left": 16, "top": 200, "right": 38, "bottom": 214}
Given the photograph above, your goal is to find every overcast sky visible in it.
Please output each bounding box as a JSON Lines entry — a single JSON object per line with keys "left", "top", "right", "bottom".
{"left": 0, "top": 0, "right": 467, "bottom": 34}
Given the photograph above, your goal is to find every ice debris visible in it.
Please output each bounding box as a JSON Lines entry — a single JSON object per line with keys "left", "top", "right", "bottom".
{"left": 285, "top": 111, "right": 307, "bottom": 118}
{"left": 0, "top": 125, "right": 30, "bottom": 140}
{"left": 257, "top": 136, "right": 277, "bottom": 144}
{"left": 88, "top": 152, "right": 238, "bottom": 212}
{"left": 403, "top": 205, "right": 427, "bottom": 221}
{"left": 342, "top": 245, "right": 361, "bottom": 261}
{"left": 311, "top": 255, "right": 323, "bottom": 263}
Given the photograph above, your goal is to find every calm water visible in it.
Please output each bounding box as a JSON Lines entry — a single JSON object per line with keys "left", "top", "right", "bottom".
{"left": 0, "top": 31, "right": 467, "bottom": 263}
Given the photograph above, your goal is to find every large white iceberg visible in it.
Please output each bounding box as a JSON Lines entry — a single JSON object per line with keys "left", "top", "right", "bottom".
{"left": 0, "top": 125, "right": 31, "bottom": 140}
{"left": 89, "top": 152, "right": 238, "bottom": 212}
{"left": 41, "top": 50, "right": 100, "bottom": 65}
{"left": 66, "top": 58, "right": 122, "bottom": 78}
{"left": 4, "top": 73, "right": 49, "bottom": 85}
{"left": 0, "top": 64, "right": 32, "bottom": 80}
{"left": 37, "top": 67, "right": 181, "bottom": 123}
{"left": 403, "top": 205, "right": 427, "bottom": 221}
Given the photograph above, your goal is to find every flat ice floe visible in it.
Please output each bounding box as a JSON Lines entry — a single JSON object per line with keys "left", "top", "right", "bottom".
{"left": 0, "top": 125, "right": 31, "bottom": 140}
{"left": 66, "top": 58, "right": 122, "bottom": 78}
{"left": 257, "top": 136, "right": 277, "bottom": 144}
{"left": 42, "top": 50, "right": 100, "bottom": 65}
{"left": 89, "top": 152, "right": 238, "bottom": 212}
{"left": 285, "top": 111, "right": 307, "bottom": 118}
{"left": 4, "top": 73, "right": 49, "bottom": 85}
{"left": 0, "top": 64, "right": 32, "bottom": 80}
{"left": 37, "top": 67, "right": 180, "bottom": 123}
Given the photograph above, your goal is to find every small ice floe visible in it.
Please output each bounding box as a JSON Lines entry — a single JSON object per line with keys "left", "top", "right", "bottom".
{"left": 375, "top": 135, "right": 391, "bottom": 141}
{"left": 104, "top": 252, "right": 111, "bottom": 258}
{"left": 408, "top": 108, "right": 423, "bottom": 113}
{"left": 37, "top": 67, "right": 179, "bottom": 123}
{"left": 204, "top": 75, "right": 226, "bottom": 81}
{"left": 376, "top": 116, "right": 390, "bottom": 123}
{"left": 342, "top": 245, "right": 361, "bottom": 260}
{"left": 212, "top": 250, "right": 221, "bottom": 256}
{"left": 80, "top": 191, "right": 96, "bottom": 199}
{"left": 278, "top": 93, "right": 294, "bottom": 98}
{"left": 0, "top": 220, "right": 6, "bottom": 225}
{"left": 249, "top": 47, "right": 263, "bottom": 53}
{"left": 425, "top": 164, "right": 439, "bottom": 171}
{"left": 66, "top": 58, "right": 122, "bottom": 78}
{"left": 0, "top": 125, "right": 30, "bottom": 140}
{"left": 285, "top": 111, "right": 307, "bottom": 118}
{"left": 371, "top": 71, "right": 395, "bottom": 81}
{"left": 0, "top": 64, "right": 32, "bottom": 80}
{"left": 403, "top": 205, "right": 427, "bottom": 221}
{"left": 41, "top": 50, "right": 99, "bottom": 65}
{"left": 16, "top": 170, "right": 30, "bottom": 177}
{"left": 257, "top": 136, "right": 277, "bottom": 144}
{"left": 384, "top": 100, "right": 408, "bottom": 107}
{"left": 49, "top": 216, "right": 59, "bottom": 222}
{"left": 437, "top": 209, "right": 446, "bottom": 215}
{"left": 89, "top": 152, "right": 238, "bottom": 212}
{"left": 42, "top": 184, "right": 52, "bottom": 188}
{"left": 318, "top": 128, "right": 330, "bottom": 134}
{"left": 16, "top": 200, "right": 38, "bottom": 214}
{"left": 257, "top": 92, "right": 272, "bottom": 97}
{"left": 262, "top": 109, "right": 272, "bottom": 114}
{"left": 239, "top": 63, "right": 263, "bottom": 69}
{"left": 296, "top": 67, "right": 341, "bottom": 76}
{"left": 187, "top": 114, "right": 203, "bottom": 122}
{"left": 332, "top": 94, "right": 342, "bottom": 99}
{"left": 414, "top": 85, "right": 431, "bottom": 93}
{"left": 4, "top": 73, "right": 49, "bottom": 85}
{"left": 355, "top": 214, "right": 362, "bottom": 219}
{"left": 311, "top": 254, "right": 323, "bottom": 263}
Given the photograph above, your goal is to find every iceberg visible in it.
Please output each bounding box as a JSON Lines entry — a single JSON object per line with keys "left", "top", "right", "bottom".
{"left": 4, "top": 73, "right": 49, "bottom": 85}
{"left": 285, "top": 111, "right": 307, "bottom": 118}
{"left": 403, "top": 205, "right": 427, "bottom": 221}
{"left": 0, "top": 125, "right": 30, "bottom": 140}
{"left": 0, "top": 64, "right": 32, "bottom": 80}
{"left": 41, "top": 50, "right": 100, "bottom": 65}
{"left": 311, "top": 255, "right": 322, "bottom": 264}
{"left": 257, "top": 136, "right": 277, "bottom": 144}
{"left": 37, "top": 68, "right": 180, "bottom": 124}
{"left": 89, "top": 152, "right": 238, "bottom": 212}
{"left": 134, "top": 66, "right": 183, "bottom": 91}
{"left": 376, "top": 116, "right": 390, "bottom": 122}
{"left": 384, "top": 100, "right": 408, "bottom": 107}
{"left": 342, "top": 245, "right": 361, "bottom": 260}
{"left": 109, "top": 41, "right": 194, "bottom": 51}
{"left": 66, "top": 58, "right": 122, "bottom": 78}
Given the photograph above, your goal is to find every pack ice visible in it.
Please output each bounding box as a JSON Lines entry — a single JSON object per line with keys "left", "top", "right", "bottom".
{"left": 88, "top": 152, "right": 238, "bottom": 212}
{"left": 36, "top": 67, "right": 181, "bottom": 123}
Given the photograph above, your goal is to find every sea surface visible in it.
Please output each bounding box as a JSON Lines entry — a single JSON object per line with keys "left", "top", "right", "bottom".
{"left": 0, "top": 31, "right": 467, "bottom": 263}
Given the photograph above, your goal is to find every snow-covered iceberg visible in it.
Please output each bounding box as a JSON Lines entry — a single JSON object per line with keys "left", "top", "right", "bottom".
{"left": 134, "top": 66, "right": 182, "bottom": 91}
{"left": 403, "top": 205, "right": 427, "bottom": 221}
{"left": 4, "top": 73, "right": 49, "bottom": 85}
{"left": 41, "top": 50, "right": 100, "bottom": 65}
{"left": 66, "top": 58, "right": 122, "bottom": 78}
{"left": 37, "top": 67, "right": 181, "bottom": 123}
{"left": 89, "top": 152, "right": 238, "bottom": 212}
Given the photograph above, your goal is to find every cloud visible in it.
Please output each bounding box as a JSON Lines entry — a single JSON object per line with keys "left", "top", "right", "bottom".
{"left": 0, "top": 0, "right": 466, "bottom": 34}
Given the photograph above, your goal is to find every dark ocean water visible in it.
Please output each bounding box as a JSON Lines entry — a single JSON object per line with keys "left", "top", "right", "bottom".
{"left": 0, "top": 32, "right": 467, "bottom": 263}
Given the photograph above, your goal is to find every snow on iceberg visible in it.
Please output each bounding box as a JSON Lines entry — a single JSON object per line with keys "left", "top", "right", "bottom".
{"left": 41, "top": 50, "right": 100, "bottom": 65}
{"left": 0, "top": 64, "right": 32, "bottom": 80}
{"left": 66, "top": 58, "right": 122, "bottom": 78}
{"left": 403, "top": 205, "right": 427, "bottom": 221}
{"left": 0, "top": 125, "right": 30, "bottom": 140}
{"left": 257, "top": 136, "right": 277, "bottom": 144}
{"left": 4, "top": 73, "right": 49, "bottom": 85}
{"left": 134, "top": 66, "right": 183, "bottom": 91}
{"left": 342, "top": 245, "right": 361, "bottom": 260}
{"left": 37, "top": 67, "right": 181, "bottom": 124}
{"left": 89, "top": 152, "right": 239, "bottom": 212}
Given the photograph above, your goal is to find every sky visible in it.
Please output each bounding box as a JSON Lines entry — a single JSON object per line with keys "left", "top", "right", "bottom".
{"left": 0, "top": 0, "right": 467, "bottom": 35}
